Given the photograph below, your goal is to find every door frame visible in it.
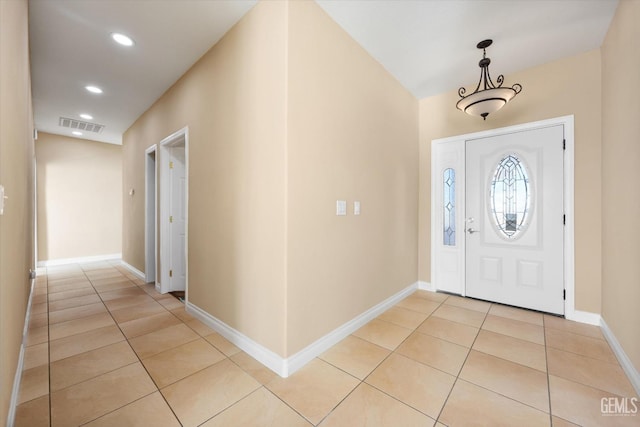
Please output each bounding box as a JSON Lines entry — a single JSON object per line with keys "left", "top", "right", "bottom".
{"left": 144, "top": 144, "right": 158, "bottom": 288}
{"left": 159, "top": 126, "right": 189, "bottom": 296}
{"left": 431, "top": 115, "right": 577, "bottom": 318}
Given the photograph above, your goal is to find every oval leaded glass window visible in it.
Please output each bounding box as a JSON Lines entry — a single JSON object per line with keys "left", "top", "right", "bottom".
{"left": 489, "top": 154, "right": 531, "bottom": 239}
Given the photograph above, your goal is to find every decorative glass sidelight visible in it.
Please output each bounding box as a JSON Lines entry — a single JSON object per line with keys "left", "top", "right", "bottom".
{"left": 490, "top": 154, "right": 531, "bottom": 238}
{"left": 443, "top": 168, "right": 456, "bottom": 246}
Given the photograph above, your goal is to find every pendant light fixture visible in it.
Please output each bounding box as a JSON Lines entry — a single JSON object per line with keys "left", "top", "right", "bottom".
{"left": 456, "top": 39, "right": 522, "bottom": 120}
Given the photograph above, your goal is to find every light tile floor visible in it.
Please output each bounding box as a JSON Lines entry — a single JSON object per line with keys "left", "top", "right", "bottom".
{"left": 14, "top": 262, "right": 639, "bottom": 426}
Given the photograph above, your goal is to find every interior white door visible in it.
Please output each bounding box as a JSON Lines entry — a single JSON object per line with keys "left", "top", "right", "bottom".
{"left": 465, "top": 125, "right": 564, "bottom": 314}
{"left": 145, "top": 148, "right": 157, "bottom": 285}
{"left": 169, "top": 145, "right": 186, "bottom": 291}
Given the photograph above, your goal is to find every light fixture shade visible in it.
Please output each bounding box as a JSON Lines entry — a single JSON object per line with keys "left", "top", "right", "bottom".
{"left": 456, "top": 87, "right": 518, "bottom": 117}
{"left": 457, "top": 39, "right": 522, "bottom": 120}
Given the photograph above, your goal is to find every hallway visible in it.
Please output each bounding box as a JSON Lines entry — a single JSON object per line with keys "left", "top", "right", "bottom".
{"left": 14, "top": 262, "right": 638, "bottom": 426}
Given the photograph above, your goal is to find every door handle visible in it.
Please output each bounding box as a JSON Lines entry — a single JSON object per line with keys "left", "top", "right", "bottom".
{"left": 467, "top": 228, "right": 479, "bottom": 234}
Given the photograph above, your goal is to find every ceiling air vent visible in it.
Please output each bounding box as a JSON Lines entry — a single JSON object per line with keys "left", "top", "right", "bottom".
{"left": 58, "top": 117, "right": 105, "bottom": 133}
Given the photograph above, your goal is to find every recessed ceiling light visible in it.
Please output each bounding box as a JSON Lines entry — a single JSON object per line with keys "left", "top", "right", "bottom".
{"left": 72, "top": 131, "right": 83, "bottom": 136}
{"left": 111, "top": 32, "right": 135, "bottom": 47}
{"left": 79, "top": 113, "right": 93, "bottom": 120}
{"left": 85, "top": 85, "right": 103, "bottom": 94}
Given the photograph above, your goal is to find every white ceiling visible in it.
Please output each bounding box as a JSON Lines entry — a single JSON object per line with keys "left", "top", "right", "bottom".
{"left": 29, "top": 0, "right": 258, "bottom": 145}
{"left": 29, "top": 0, "right": 618, "bottom": 145}
{"left": 316, "top": 0, "right": 618, "bottom": 100}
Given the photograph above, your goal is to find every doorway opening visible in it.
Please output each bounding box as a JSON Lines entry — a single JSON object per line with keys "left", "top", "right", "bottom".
{"left": 145, "top": 145, "right": 157, "bottom": 288}
{"left": 431, "top": 116, "right": 575, "bottom": 316}
{"left": 159, "top": 127, "right": 189, "bottom": 296}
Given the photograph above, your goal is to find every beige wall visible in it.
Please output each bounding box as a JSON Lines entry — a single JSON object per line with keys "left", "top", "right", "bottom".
{"left": 419, "top": 49, "right": 602, "bottom": 313}
{"left": 123, "top": 0, "right": 418, "bottom": 357}
{"left": 0, "top": 0, "right": 35, "bottom": 423}
{"left": 601, "top": 0, "right": 640, "bottom": 376}
{"left": 285, "top": 0, "right": 418, "bottom": 354}
{"left": 36, "top": 133, "right": 122, "bottom": 262}
{"left": 123, "top": 0, "right": 288, "bottom": 355}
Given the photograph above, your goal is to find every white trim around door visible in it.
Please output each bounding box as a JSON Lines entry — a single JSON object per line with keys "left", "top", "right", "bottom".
{"left": 159, "top": 127, "right": 189, "bottom": 297}
{"left": 145, "top": 144, "right": 158, "bottom": 288}
{"left": 431, "top": 115, "right": 578, "bottom": 318}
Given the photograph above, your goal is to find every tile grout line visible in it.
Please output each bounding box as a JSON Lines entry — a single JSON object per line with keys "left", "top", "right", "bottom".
{"left": 197, "top": 387, "right": 272, "bottom": 427}
{"left": 312, "top": 359, "right": 367, "bottom": 426}
{"left": 432, "top": 301, "right": 492, "bottom": 424}
{"left": 543, "top": 317, "right": 637, "bottom": 404}
{"left": 262, "top": 385, "right": 316, "bottom": 426}
{"left": 362, "top": 296, "right": 450, "bottom": 414}
{"left": 46, "top": 264, "right": 174, "bottom": 426}
{"left": 543, "top": 313, "right": 554, "bottom": 426}
{"left": 84, "top": 266, "right": 185, "bottom": 426}
{"left": 87, "top": 265, "right": 257, "bottom": 425}
{"left": 37, "top": 274, "right": 627, "bottom": 426}
{"left": 44, "top": 265, "right": 96, "bottom": 425}
{"left": 207, "top": 348, "right": 311, "bottom": 425}
{"left": 545, "top": 341, "right": 622, "bottom": 366}
{"left": 366, "top": 306, "right": 454, "bottom": 420}
{"left": 266, "top": 292, "right": 453, "bottom": 426}
{"left": 46, "top": 270, "right": 52, "bottom": 427}
{"left": 321, "top": 294, "right": 450, "bottom": 425}
{"left": 442, "top": 334, "right": 554, "bottom": 415}
{"left": 90, "top": 261, "right": 160, "bottom": 425}
{"left": 317, "top": 293, "right": 504, "bottom": 425}
{"left": 36, "top": 284, "right": 532, "bottom": 425}
{"left": 78, "top": 264, "right": 143, "bottom": 426}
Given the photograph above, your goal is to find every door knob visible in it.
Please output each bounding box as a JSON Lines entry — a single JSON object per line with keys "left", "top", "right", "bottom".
{"left": 467, "top": 228, "right": 479, "bottom": 234}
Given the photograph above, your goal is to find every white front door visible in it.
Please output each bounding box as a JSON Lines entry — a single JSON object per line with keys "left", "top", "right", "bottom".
{"left": 465, "top": 125, "right": 564, "bottom": 314}
{"left": 169, "top": 145, "right": 186, "bottom": 291}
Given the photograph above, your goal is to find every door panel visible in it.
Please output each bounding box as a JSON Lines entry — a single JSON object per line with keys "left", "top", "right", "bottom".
{"left": 169, "top": 145, "right": 186, "bottom": 291}
{"left": 465, "top": 125, "right": 564, "bottom": 314}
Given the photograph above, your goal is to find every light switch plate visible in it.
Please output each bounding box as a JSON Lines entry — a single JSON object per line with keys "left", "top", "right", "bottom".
{"left": 336, "top": 200, "right": 347, "bottom": 216}
{"left": 354, "top": 201, "right": 361, "bottom": 215}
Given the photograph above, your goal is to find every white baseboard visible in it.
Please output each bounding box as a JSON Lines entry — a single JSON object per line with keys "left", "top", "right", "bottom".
{"left": 565, "top": 309, "right": 601, "bottom": 326}
{"left": 120, "top": 261, "right": 145, "bottom": 280}
{"left": 186, "top": 281, "right": 419, "bottom": 378}
{"left": 563, "top": 310, "right": 640, "bottom": 396}
{"left": 285, "top": 282, "right": 419, "bottom": 376}
{"left": 418, "top": 281, "right": 435, "bottom": 292}
{"left": 186, "top": 302, "right": 287, "bottom": 377}
{"left": 36, "top": 253, "right": 121, "bottom": 267}
{"left": 600, "top": 318, "right": 640, "bottom": 397}
{"left": 7, "top": 277, "right": 36, "bottom": 427}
